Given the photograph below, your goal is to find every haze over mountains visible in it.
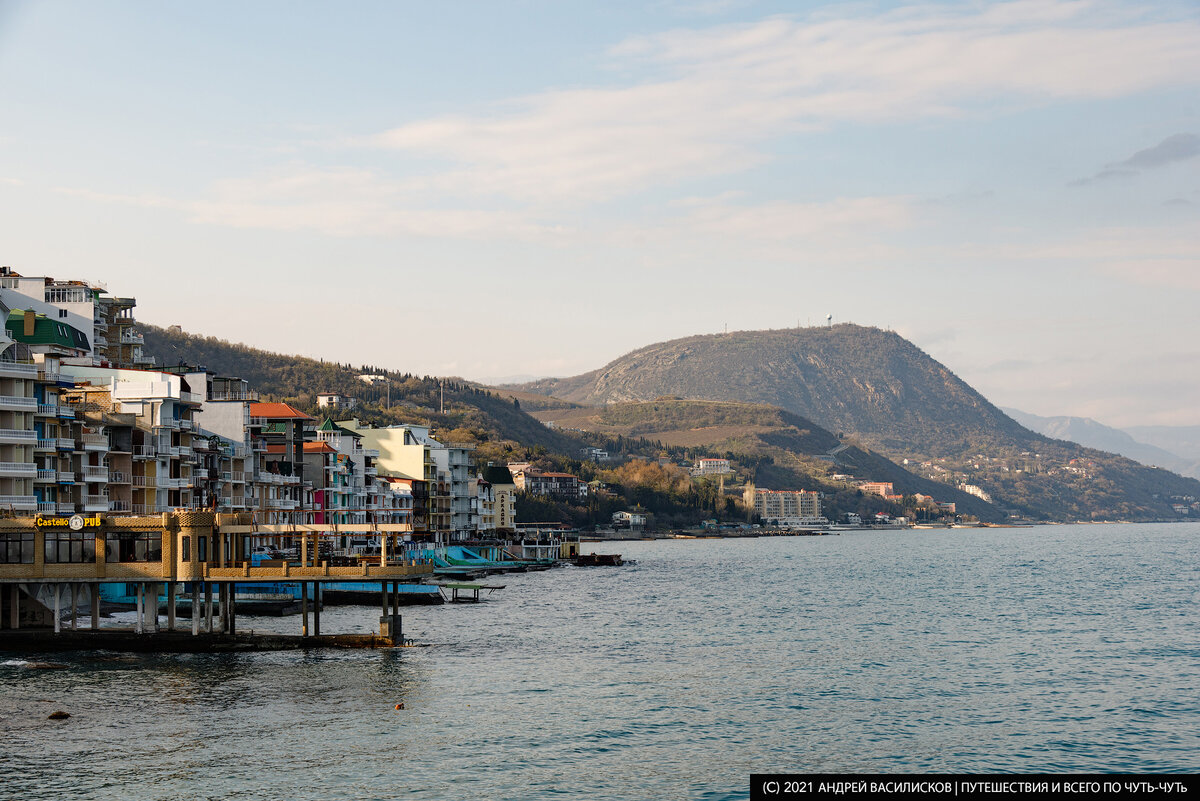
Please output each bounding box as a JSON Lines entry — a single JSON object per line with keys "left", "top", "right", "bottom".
{"left": 1004, "top": 409, "right": 1200, "bottom": 481}
{"left": 515, "top": 324, "right": 1200, "bottom": 522}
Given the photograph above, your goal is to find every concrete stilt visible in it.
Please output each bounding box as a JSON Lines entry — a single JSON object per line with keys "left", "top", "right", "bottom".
{"left": 53, "top": 584, "right": 61, "bottom": 634}
{"left": 70, "top": 583, "right": 79, "bottom": 631}
{"left": 151, "top": 583, "right": 160, "bottom": 633}
{"left": 90, "top": 583, "right": 99, "bottom": 630}
{"left": 313, "top": 583, "right": 320, "bottom": 637}
{"left": 9, "top": 585, "right": 18, "bottom": 630}
{"left": 135, "top": 584, "right": 144, "bottom": 635}
{"left": 205, "top": 582, "right": 213, "bottom": 633}
{"left": 192, "top": 583, "right": 200, "bottom": 636}
{"left": 301, "top": 581, "right": 309, "bottom": 637}
{"left": 167, "top": 583, "right": 176, "bottom": 631}
{"left": 228, "top": 590, "right": 236, "bottom": 635}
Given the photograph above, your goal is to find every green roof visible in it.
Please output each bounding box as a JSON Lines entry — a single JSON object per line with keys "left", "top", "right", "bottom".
{"left": 319, "top": 417, "right": 361, "bottom": 438}
{"left": 5, "top": 310, "right": 90, "bottom": 352}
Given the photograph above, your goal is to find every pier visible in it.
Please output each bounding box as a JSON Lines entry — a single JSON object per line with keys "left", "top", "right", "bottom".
{"left": 0, "top": 511, "right": 432, "bottom": 651}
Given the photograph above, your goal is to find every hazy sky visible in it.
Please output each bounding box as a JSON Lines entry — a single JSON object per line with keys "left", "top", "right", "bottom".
{"left": 1, "top": 1, "right": 1197, "bottom": 427}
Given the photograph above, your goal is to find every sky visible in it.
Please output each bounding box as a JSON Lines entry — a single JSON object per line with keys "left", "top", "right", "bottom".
{"left": 0, "top": 0, "right": 1197, "bottom": 428}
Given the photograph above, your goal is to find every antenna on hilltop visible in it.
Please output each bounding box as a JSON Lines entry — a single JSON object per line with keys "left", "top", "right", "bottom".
{"left": 826, "top": 314, "right": 833, "bottom": 328}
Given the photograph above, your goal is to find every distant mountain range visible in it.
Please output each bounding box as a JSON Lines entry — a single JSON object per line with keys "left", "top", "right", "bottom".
{"left": 1002, "top": 410, "right": 1200, "bottom": 481}
{"left": 513, "top": 324, "right": 1200, "bottom": 521}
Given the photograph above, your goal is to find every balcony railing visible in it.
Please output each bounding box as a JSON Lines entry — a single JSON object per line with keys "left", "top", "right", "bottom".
{"left": 0, "top": 462, "right": 37, "bottom": 477}
{"left": 36, "top": 469, "right": 57, "bottom": 482}
{"left": 0, "top": 495, "right": 38, "bottom": 510}
{"left": 0, "top": 395, "right": 37, "bottom": 410}
{"left": 57, "top": 437, "right": 75, "bottom": 450}
{"left": 79, "top": 433, "right": 108, "bottom": 449}
{"left": 180, "top": 392, "right": 204, "bottom": 404}
{"left": 108, "top": 500, "right": 131, "bottom": 512}
{"left": 134, "top": 445, "right": 158, "bottom": 459}
{"left": 81, "top": 466, "right": 109, "bottom": 482}
{"left": 83, "top": 495, "right": 108, "bottom": 510}
{"left": 36, "top": 439, "right": 55, "bottom": 451}
{"left": 37, "top": 501, "right": 57, "bottom": 513}
{"left": 133, "top": 503, "right": 164, "bottom": 515}
{"left": 108, "top": 471, "right": 130, "bottom": 484}
{"left": 0, "top": 429, "right": 37, "bottom": 442}
{"left": 36, "top": 403, "right": 58, "bottom": 416}
{"left": 0, "top": 361, "right": 38, "bottom": 377}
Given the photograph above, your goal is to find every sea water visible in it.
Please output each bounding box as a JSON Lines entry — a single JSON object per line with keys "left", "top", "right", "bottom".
{"left": 2, "top": 523, "right": 1198, "bottom": 800}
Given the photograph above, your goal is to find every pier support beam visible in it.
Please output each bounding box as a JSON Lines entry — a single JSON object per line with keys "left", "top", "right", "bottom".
{"left": 135, "top": 584, "right": 143, "bottom": 635}
{"left": 90, "top": 583, "right": 99, "bottom": 630}
{"left": 205, "top": 582, "right": 213, "bottom": 633}
{"left": 9, "top": 585, "right": 18, "bottom": 630}
{"left": 301, "top": 581, "right": 309, "bottom": 637}
{"left": 53, "top": 584, "right": 61, "bottom": 634}
{"left": 151, "top": 583, "right": 160, "bottom": 633}
{"left": 167, "top": 583, "right": 176, "bottom": 631}
{"left": 228, "top": 590, "right": 236, "bottom": 635}
{"left": 313, "top": 583, "right": 320, "bottom": 637}
{"left": 191, "top": 583, "right": 200, "bottom": 636}
{"left": 70, "top": 584, "right": 79, "bottom": 631}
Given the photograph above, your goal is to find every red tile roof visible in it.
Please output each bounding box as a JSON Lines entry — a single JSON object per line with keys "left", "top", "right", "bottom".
{"left": 250, "top": 402, "right": 314, "bottom": 420}
{"left": 304, "top": 441, "right": 336, "bottom": 453}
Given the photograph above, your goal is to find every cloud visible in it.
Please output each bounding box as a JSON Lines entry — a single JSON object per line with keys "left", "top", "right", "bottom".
{"left": 1071, "top": 132, "right": 1199, "bottom": 186}
{"left": 1116, "top": 132, "right": 1200, "bottom": 170}
{"left": 55, "top": 169, "right": 570, "bottom": 241}
{"left": 370, "top": 1, "right": 1200, "bottom": 203}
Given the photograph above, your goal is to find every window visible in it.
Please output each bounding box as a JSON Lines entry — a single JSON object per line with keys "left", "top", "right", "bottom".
{"left": 0, "top": 530, "right": 35, "bottom": 563}
{"left": 58, "top": 309, "right": 67, "bottom": 318}
{"left": 44, "top": 529, "right": 95, "bottom": 563}
{"left": 109, "top": 531, "right": 162, "bottom": 562}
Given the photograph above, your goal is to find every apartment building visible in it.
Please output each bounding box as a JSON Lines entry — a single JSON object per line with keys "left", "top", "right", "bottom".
{"left": 745, "top": 486, "right": 824, "bottom": 527}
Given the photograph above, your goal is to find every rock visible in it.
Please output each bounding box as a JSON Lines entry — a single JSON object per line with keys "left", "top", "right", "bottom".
{"left": 47, "top": 711, "right": 70, "bottom": 720}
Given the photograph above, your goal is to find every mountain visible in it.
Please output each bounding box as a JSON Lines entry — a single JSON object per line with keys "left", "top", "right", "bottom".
{"left": 518, "top": 324, "right": 1029, "bottom": 458}
{"left": 1124, "top": 426, "right": 1200, "bottom": 464}
{"left": 513, "top": 324, "right": 1200, "bottom": 521}
{"left": 1005, "top": 409, "right": 1200, "bottom": 480}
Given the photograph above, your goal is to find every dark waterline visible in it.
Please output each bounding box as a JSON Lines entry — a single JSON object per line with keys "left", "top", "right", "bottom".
{"left": 3, "top": 523, "right": 1198, "bottom": 800}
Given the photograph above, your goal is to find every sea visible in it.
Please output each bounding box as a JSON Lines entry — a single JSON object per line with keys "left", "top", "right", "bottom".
{"left": 2, "top": 522, "right": 1198, "bottom": 800}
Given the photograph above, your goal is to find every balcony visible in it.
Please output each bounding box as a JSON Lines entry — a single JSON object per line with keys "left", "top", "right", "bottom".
{"left": 37, "top": 501, "right": 57, "bottom": 513}
{"left": 35, "top": 469, "right": 57, "bottom": 482}
{"left": 56, "top": 471, "right": 75, "bottom": 485}
{"left": 38, "top": 368, "right": 62, "bottom": 383}
{"left": 108, "top": 470, "right": 130, "bottom": 484}
{"left": 178, "top": 419, "right": 194, "bottom": 431}
{"left": 36, "top": 403, "right": 58, "bottom": 416}
{"left": 82, "top": 495, "right": 109, "bottom": 512}
{"left": 230, "top": 471, "right": 246, "bottom": 483}
{"left": 0, "top": 495, "right": 38, "bottom": 511}
{"left": 133, "top": 503, "right": 164, "bottom": 515}
{"left": 81, "top": 466, "right": 109, "bottom": 483}
{"left": 157, "top": 418, "right": 181, "bottom": 430}
{"left": 57, "top": 437, "right": 75, "bottom": 450}
{"left": 133, "top": 445, "right": 158, "bottom": 459}
{"left": 0, "top": 461, "right": 37, "bottom": 477}
{"left": 36, "top": 439, "right": 55, "bottom": 451}
{"left": 134, "top": 354, "right": 156, "bottom": 366}
{"left": 0, "top": 394, "right": 36, "bottom": 411}
{"left": 0, "top": 361, "right": 38, "bottom": 378}
{"left": 58, "top": 406, "right": 75, "bottom": 419}
{"left": 108, "top": 500, "right": 131, "bottom": 513}
{"left": 0, "top": 428, "right": 37, "bottom": 443}
{"left": 180, "top": 392, "right": 204, "bottom": 405}
{"left": 120, "top": 331, "right": 145, "bottom": 345}
{"left": 79, "top": 433, "right": 108, "bottom": 450}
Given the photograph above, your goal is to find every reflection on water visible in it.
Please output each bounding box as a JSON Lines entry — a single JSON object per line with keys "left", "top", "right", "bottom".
{"left": 2, "top": 523, "right": 1198, "bottom": 799}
